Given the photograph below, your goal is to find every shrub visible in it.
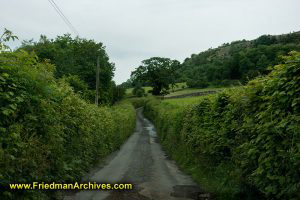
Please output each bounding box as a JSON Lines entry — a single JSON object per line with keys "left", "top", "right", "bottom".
{"left": 132, "top": 85, "right": 145, "bottom": 97}
{"left": 62, "top": 74, "right": 99, "bottom": 103}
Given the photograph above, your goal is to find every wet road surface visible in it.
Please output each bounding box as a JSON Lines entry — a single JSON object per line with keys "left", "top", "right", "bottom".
{"left": 65, "top": 108, "right": 202, "bottom": 200}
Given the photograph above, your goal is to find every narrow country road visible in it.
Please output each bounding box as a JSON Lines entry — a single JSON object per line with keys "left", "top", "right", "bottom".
{"left": 65, "top": 108, "right": 202, "bottom": 200}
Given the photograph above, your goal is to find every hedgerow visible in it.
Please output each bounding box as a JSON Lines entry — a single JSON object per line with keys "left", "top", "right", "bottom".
{"left": 143, "top": 52, "right": 300, "bottom": 199}
{"left": 0, "top": 50, "right": 136, "bottom": 199}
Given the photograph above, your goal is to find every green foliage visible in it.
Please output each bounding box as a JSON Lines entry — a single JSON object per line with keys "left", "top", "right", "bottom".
{"left": 0, "top": 49, "right": 136, "bottom": 199}
{"left": 132, "top": 84, "right": 145, "bottom": 97}
{"left": 110, "top": 81, "right": 126, "bottom": 103}
{"left": 62, "top": 75, "right": 92, "bottom": 101}
{"left": 20, "top": 34, "right": 117, "bottom": 104}
{"left": 142, "top": 52, "right": 300, "bottom": 199}
{"left": 128, "top": 97, "right": 150, "bottom": 108}
{"left": 0, "top": 28, "right": 18, "bottom": 52}
{"left": 163, "top": 96, "right": 209, "bottom": 106}
{"left": 63, "top": 75, "right": 89, "bottom": 93}
{"left": 131, "top": 57, "right": 180, "bottom": 95}
{"left": 120, "top": 78, "right": 134, "bottom": 89}
{"left": 180, "top": 31, "right": 300, "bottom": 85}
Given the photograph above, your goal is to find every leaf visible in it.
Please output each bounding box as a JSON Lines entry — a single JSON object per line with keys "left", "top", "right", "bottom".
{"left": 9, "top": 104, "right": 17, "bottom": 110}
{"left": 2, "top": 109, "right": 12, "bottom": 116}
{"left": 1, "top": 73, "right": 9, "bottom": 77}
{"left": 9, "top": 155, "right": 16, "bottom": 160}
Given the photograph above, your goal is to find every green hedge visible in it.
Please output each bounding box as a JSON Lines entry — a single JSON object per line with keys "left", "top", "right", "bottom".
{"left": 0, "top": 50, "right": 136, "bottom": 199}
{"left": 143, "top": 52, "right": 300, "bottom": 199}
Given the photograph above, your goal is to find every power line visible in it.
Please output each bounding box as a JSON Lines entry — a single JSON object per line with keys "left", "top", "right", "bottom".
{"left": 47, "top": 0, "right": 80, "bottom": 36}
{"left": 48, "top": 0, "right": 79, "bottom": 36}
{"left": 49, "top": 0, "right": 79, "bottom": 36}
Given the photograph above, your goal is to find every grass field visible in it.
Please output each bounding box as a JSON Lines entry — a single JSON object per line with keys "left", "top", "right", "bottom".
{"left": 171, "top": 82, "right": 187, "bottom": 90}
{"left": 163, "top": 86, "right": 241, "bottom": 106}
{"left": 165, "top": 86, "right": 241, "bottom": 97}
{"left": 163, "top": 95, "right": 211, "bottom": 106}
{"left": 164, "top": 87, "right": 220, "bottom": 97}
{"left": 125, "top": 82, "right": 187, "bottom": 96}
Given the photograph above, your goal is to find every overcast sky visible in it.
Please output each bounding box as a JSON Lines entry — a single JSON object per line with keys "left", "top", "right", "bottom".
{"left": 1, "top": 0, "right": 300, "bottom": 84}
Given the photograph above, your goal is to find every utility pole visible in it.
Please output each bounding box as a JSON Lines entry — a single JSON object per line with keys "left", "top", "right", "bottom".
{"left": 95, "top": 56, "right": 100, "bottom": 106}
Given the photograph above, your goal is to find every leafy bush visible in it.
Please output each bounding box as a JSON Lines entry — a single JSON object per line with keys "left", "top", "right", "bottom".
{"left": 132, "top": 85, "right": 145, "bottom": 97}
{"left": 143, "top": 52, "right": 300, "bottom": 200}
{"left": 62, "top": 74, "right": 95, "bottom": 102}
{"left": 0, "top": 50, "right": 136, "bottom": 199}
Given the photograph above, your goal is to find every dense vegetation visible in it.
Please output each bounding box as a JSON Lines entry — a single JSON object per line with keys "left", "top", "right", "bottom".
{"left": 0, "top": 31, "right": 135, "bottom": 199}
{"left": 131, "top": 57, "right": 180, "bottom": 95}
{"left": 20, "top": 34, "right": 125, "bottom": 104}
{"left": 179, "top": 32, "right": 300, "bottom": 88}
{"left": 138, "top": 52, "right": 300, "bottom": 199}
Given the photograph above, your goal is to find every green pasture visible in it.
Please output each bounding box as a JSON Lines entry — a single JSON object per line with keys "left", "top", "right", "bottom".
{"left": 125, "top": 82, "right": 187, "bottom": 96}
{"left": 163, "top": 95, "right": 210, "bottom": 106}
{"left": 164, "top": 87, "right": 220, "bottom": 97}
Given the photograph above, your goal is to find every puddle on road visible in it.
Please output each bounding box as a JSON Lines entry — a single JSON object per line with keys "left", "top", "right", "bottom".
{"left": 144, "top": 118, "right": 157, "bottom": 145}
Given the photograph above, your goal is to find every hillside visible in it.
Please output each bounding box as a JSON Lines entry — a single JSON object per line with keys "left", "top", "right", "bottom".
{"left": 179, "top": 31, "right": 300, "bottom": 87}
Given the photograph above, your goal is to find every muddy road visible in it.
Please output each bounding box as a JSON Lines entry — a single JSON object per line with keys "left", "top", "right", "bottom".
{"left": 65, "top": 108, "right": 202, "bottom": 200}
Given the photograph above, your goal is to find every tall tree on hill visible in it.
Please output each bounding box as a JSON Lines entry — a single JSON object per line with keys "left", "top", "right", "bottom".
{"left": 131, "top": 57, "right": 180, "bottom": 95}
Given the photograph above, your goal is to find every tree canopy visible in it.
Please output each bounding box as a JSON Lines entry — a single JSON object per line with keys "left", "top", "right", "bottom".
{"left": 131, "top": 57, "right": 180, "bottom": 95}
{"left": 20, "top": 34, "right": 120, "bottom": 104}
